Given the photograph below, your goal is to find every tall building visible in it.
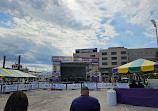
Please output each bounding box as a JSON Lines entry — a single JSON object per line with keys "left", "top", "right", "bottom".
{"left": 99, "top": 47, "right": 128, "bottom": 72}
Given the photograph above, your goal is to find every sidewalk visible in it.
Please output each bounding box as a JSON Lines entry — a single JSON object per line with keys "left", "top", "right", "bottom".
{"left": 0, "top": 89, "right": 157, "bottom": 111}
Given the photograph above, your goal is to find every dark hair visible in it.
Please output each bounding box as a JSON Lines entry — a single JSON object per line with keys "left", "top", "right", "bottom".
{"left": 4, "top": 91, "right": 28, "bottom": 111}
{"left": 132, "top": 79, "right": 136, "bottom": 83}
{"left": 81, "top": 86, "right": 89, "bottom": 91}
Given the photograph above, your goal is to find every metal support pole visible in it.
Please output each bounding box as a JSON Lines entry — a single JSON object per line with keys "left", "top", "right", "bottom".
{"left": 156, "top": 26, "right": 158, "bottom": 48}
{"left": 151, "top": 19, "right": 158, "bottom": 47}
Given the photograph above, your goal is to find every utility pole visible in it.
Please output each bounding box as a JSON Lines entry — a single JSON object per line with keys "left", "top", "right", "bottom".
{"left": 3, "top": 56, "right": 6, "bottom": 68}
{"left": 151, "top": 19, "right": 158, "bottom": 47}
{"left": 151, "top": 19, "right": 158, "bottom": 62}
{"left": 18, "top": 55, "right": 21, "bottom": 70}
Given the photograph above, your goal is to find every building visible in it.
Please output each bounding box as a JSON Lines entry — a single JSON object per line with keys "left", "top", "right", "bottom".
{"left": 73, "top": 47, "right": 158, "bottom": 82}
{"left": 128, "top": 48, "right": 158, "bottom": 62}
{"left": 52, "top": 47, "right": 158, "bottom": 82}
{"left": 11, "top": 63, "right": 29, "bottom": 73}
{"left": 12, "top": 64, "right": 23, "bottom": 70}
{"left": 99, "top": 47, "right": 128, "bottom": 71}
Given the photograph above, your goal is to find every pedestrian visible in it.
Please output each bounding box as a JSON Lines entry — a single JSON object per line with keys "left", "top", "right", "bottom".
{"left": 137, "top": 81, "right": 144, "bottom": 88}
{"left": 145, "top": 79, "right": 148, "bottom": 86}
{"left": 70, "top": 86, "right": 100, "bottom": 111}
{"left": 4, "top": 91, "right": 28, "bottom": 111}
{"left": 129, "top": 79, "right": 138, "bottom": 88}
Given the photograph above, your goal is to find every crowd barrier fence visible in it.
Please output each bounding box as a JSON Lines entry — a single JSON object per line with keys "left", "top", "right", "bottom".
{"left": 2, "top": 84, "right": 17, "bottom": 92}
{"left": 67, "top": 84, "right": 81, "bottom": 89}
{"left": 39, "top": 82, "right": 52, "bottom": 89}
{"left": 0, "top": 83, "right": 129, "bottom": 93}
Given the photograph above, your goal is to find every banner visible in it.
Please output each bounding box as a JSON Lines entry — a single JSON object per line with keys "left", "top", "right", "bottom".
{"left": 82, "top": 83, "right": 96, "bottom": 89}
{"left": 115, "top": 83, "right": 129, "bottom": 88}
{"left": 67, "top": 84, "right": 81, "bottom": 89}
{"left": 2, "top": 85, "right": 17, "bottom": 92}
{"left": 75, "top": 48, "right": 97, "bottom": 53}
{"left": 52, "top": 56, "right": 72, "bottom": 62}
{"left": 97, "top": 83, "right": 113, "bottom": 88}
{"left": 39, "top": 83, "right": 52, "bottom": 89}
{"left": 52, "top": 84, "right": 66, "bottom": 89}
{"left": 29, "top": 84, "right": 38, "bottom": 89}
{"left": 18, "top": 84, "right": 30, "bottom": 91}
{"left": 38, "top": 82, "right": 52, "bottom": 89}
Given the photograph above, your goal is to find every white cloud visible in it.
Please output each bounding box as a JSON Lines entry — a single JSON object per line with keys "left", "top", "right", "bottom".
{"left": 0, "top": 0, "right": 158, "bottom": 71}
{"left": 24, "top": 63, "right": 52, "bottom": 72}
{"left": 144, "top": 32, "right": 155, "bottom": 38}
{"left": 126, "top": 31, "right": 134, "bottom": 36}
{"left": 0, "top": 60, "right": 52, "bottom": 71}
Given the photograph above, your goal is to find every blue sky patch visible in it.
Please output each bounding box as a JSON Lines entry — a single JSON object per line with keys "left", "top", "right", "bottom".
{"left": 0, "top": 12, "right": 14, "bottom": 28}
{"left": 100, "top": 17, "right": 110, "bottom": 24}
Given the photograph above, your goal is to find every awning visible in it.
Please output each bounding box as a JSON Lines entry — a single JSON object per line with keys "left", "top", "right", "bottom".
{"left": 113, "top": 58, "right": 158, "bottom": 74}
{"left": 0, "top": 68, "right": 36, "bottom": 78}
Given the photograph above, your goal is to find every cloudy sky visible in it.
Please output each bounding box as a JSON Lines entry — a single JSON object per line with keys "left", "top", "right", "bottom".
{"left": 0, "top": 0, "right": 158, "bottom": 71}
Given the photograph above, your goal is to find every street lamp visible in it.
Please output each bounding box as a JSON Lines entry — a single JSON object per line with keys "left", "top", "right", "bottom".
{"left": 151, "top": 19, "right": 158, "bottom": 47}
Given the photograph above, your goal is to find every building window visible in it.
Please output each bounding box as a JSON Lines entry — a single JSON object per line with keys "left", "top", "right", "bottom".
{"left": 111, "top": 57, "right": 117, "bottom": 60}
{"left": 102, "top": 52, "right": 107, "bottom": 55}
{"left": 111, "top": 52, "right": 117, "bottom": 55}
{"left": 102, "top": 62, "right": 108, "bottom": 65}
{"left": 112, "top": 62, "right": 117, "bottom": 65}
{"left": 121, "top": 51, "right": 126, "bottom": 54}
{"left": 121, "top": 62, "right": 127, "bottom": 65}
{"left": 102, "top": 57, "right": 108, "bottom": 60}
{"left": 90, "top": 55, "right": 95, "bottom": 57}
{"left": 121, "top": 56, "right": 127, "bottom": 60}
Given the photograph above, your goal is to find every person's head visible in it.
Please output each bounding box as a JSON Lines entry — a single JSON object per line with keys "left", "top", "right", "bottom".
{"left": 81, "top": 86, "right": 89, "bottom": 95}
{"left": 4, "top": 91, "right": 28, "bottom": 111}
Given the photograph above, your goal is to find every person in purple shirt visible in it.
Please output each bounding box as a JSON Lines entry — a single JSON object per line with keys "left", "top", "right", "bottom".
{"left": 70, "top": 86, "right": 100, "bottom": 111}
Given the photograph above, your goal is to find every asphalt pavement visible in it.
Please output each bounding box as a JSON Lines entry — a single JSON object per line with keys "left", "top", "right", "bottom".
{"left": 0, "top": 89, "right": 157, "bottom": 111}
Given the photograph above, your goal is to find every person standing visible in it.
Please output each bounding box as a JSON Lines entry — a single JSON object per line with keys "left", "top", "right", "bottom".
{"left": 137, "top": 81, "right": 144, "bottom": 88}
{"left": 70, "top": 86, "right": 100, "bottom": 111}
{"left": 129, "top": 79, "right": 138, "bottom": 88}
{"left": 145, "top": 79, "right": 148, "bottom": 86}
{"left": 4, "top": 91, "right": 28, "bottom": 111}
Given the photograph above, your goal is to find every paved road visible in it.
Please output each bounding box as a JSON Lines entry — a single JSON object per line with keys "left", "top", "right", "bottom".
{"left": 0, "top": 89, "right": 157, "bottom": 111}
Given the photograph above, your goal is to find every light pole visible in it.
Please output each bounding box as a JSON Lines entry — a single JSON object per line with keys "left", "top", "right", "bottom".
{"left": 151, "top": 19, "right": 158, "bottom": 47}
